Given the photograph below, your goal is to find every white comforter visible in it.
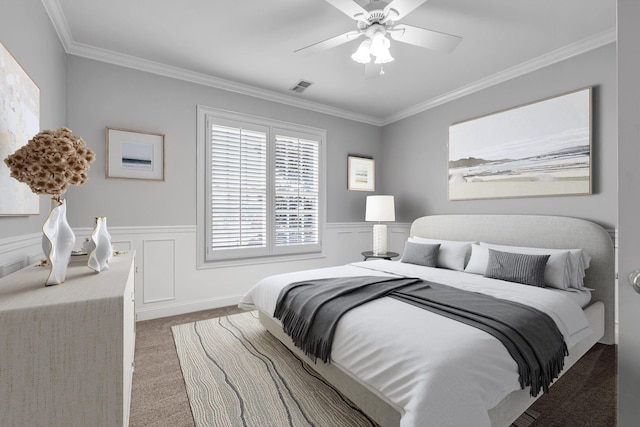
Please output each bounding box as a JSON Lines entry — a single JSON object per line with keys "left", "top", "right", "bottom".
{"left": 239, "top": 260, "right": 593, "bottom": 427}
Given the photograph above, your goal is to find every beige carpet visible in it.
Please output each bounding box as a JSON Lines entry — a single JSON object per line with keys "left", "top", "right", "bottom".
{"left": 129, "top": 305, "right": 245, "bottom": 427}
{"left": 172, "top": 311, "right": 540, "bottom": 427}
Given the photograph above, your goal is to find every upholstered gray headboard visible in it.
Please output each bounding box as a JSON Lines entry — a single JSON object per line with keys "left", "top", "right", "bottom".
{"left": 409, "top": 215, "right": 615, "bottom": 344}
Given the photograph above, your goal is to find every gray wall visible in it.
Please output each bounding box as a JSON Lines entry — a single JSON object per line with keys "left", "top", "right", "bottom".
{"left": 0, "top": 2, "right": 617, "bottom": 235}
{"left": 65, "top": 56, "right": 382, "bottom": 228}
{"left": 381, "top": 44, "right": 617, "bottom": 230}
{"left": 0, "top": 0, "right": 67, "bottom": 239}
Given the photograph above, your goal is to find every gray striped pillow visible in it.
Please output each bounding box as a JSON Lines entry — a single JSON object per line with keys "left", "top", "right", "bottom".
{"left": 484, "top": 249, "right": 550, "bottom": 287}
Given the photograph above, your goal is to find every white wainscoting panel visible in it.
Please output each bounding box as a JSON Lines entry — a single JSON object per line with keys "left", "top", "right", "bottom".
{"left": 0, "top": 233, "right": 43, "bottom": 279}
{"left": 112, "top": 240, "right": 132, "bottom": 252}
{"left": 0, "top": 223, "right": 622, "bottom": 340}
{"left": 335, "top": 231, "right": 359, "bottom": 264}
{"left": 0, "top": 258, "right": 26, "bottom": 278}
{"left": 390, "top": 229, "right": 408, "bottom": 256}
{"left": 356, "top": 229, "right": 373, "bottom": 259}
{"left": 52, "top": 224, "right": 636, "bottom": 322}
{"left": 142, "top": 239, "right": 176, "bottom": 304}
{"left": 0, "top": 224, "right": 618, "bottom": 325}
{"left": 117, "top": 222, "right": 408, "bottom": 320}
{"left": 0, "top": 223, "right": 413, "bottom": 320}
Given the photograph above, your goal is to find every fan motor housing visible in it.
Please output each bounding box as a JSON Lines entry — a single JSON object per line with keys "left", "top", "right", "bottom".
{"left": 357, "top": 0, "right": 396, "bottom": 29}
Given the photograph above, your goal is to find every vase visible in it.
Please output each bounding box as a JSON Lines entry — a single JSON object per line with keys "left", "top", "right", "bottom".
{"left": 87, "top": 216, "right": 113, "bottom": 272}
{"left": 42, "top": 197, "right": 76, "bottom": 286}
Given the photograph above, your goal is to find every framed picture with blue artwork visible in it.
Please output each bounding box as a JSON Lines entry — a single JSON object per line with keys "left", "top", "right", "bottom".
{"left": 106, "top": 127, "right": 165, "bottom": 181}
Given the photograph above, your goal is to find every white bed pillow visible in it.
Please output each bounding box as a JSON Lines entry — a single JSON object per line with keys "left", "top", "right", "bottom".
{"left": 480, "top": 242, "right": 571, "bottom": 289}
{"left": 464, "top": 244, "right": 490, "bottom": 275}
{"left": 469, "top": 243, "right": 592, "bottom": 290}
{"left": 465, "top": 243, "right": 570, "bottom": 290}
{"left": 484, "top": 244, "right": 591, "bottom": 290}
{"left": 408, "top": 237, "right": 473, "bottom": 271}
{"left": 566, "top": 249, "right": 592, "bottom": 289}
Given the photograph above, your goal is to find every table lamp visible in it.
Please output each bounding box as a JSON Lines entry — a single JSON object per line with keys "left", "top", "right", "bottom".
{"left": 365, "top": 195, "right": 395, "bottom": 255}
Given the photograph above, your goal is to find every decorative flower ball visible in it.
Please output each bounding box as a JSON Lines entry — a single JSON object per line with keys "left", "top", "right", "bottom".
{"left": 4, "top": 127, "right": 96, "bottom": 196}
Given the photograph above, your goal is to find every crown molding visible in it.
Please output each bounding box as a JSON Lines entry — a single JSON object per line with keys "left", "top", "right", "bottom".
{"left": 40, "top": 0, "right": 382, "bottom": 126}
{"left": 42, "top": 0, "right": 615, "bottom": 127}
{"left": 381, "top": 28, "right": 617, "bottom": 126}
{"left": 66, "top": 41, "right": 383, "bottom": 126}
{"left": 41, "top": 0, "right": 73, "bottom": 51}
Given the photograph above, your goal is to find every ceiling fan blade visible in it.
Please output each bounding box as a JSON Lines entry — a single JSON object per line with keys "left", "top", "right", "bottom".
{"left": 324, "top": 0, "right": 370, "bottom": 22}
{"left": 383, "top": 0, "right": 429, "bottom": 21}
{"left": 389, "top": 24, "right": 462, "bottom": 53}
{"left": 294, "top": 30, "right": 361, "bottom": 55}
{"left": 364, "top": 63, "right": 383, "bottom": 79}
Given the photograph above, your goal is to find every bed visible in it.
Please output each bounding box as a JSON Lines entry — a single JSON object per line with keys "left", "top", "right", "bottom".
{"left": 239, "top": 214, "right": 615, "bottom": 427}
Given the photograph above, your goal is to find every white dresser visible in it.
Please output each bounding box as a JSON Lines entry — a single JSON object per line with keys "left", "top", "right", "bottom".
{"left": 0, "top": 251, "right": 136, "bottom": 427}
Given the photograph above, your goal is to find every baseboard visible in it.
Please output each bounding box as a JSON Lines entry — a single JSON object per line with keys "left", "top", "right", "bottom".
{"left": 135, "top": 294, "right": 244, "bottom": 321}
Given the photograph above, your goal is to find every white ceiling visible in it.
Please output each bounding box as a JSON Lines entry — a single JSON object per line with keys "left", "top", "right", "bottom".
{"left": 44, "top": 0, "right": 616, "bottom": 125}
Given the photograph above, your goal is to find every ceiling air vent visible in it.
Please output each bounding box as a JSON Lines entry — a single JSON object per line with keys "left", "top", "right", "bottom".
{"left": 290, "top": 80, "right": 313, "bottom": 93}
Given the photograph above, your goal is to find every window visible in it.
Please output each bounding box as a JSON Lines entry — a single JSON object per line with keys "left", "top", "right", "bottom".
{"left": 197, "top": 107, "right": 325, "bottom": 264}
{"left": 274, "top": 131, "right": 320, "bottom": 251}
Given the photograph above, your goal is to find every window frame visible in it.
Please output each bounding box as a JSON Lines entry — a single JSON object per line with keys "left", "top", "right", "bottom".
{"left": 196, "top": 106, "right": 326, "bottom": 267}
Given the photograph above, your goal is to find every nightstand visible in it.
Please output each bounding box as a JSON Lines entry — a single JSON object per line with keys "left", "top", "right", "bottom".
{"left": 361, "top": 251, "right": 399, "bottom": 261}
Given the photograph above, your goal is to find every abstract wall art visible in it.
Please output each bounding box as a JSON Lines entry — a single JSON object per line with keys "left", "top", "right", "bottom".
{"left": 448, "top": 87, "right": 592, "bottom": 200}
{"left": 0, "top": 42, "right": 40, "bottom": 215}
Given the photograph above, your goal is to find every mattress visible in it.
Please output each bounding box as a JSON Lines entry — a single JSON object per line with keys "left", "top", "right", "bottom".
{"left": 239, "top": 259, "right": 593, "bottom": 427}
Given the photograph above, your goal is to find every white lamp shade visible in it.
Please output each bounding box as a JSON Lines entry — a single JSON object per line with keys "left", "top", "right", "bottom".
{"left": 373, "top": 45, "right": 394, "bottom": 64}
{"left": 369, "top": 32, "right": 387, "bottom": 56}
{"left": 365, "top": 195, "right": 395, "bottom": 222}
{"left": 351, "top": 39, "right": 372, "bottom": 64}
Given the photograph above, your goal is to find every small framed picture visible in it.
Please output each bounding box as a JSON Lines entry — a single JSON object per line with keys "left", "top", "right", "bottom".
{"left": 106, "top": 127, "right": 165, "bottom": 181}
{"left": 347, "top": 156, "right": 375, "bottom": 191}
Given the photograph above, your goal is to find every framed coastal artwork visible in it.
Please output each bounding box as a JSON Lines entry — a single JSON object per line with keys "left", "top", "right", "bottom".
{"left": 347, "top": 155, "right": 375, "bottom": 191}
{"left": 0, "top": 42, "right": 40, "bottom": 215}
{"left": 106, "top": 127, "right": 165, "bottom": 181}
{"left": 448, "top": 87, "right": 592, "bottom": 200}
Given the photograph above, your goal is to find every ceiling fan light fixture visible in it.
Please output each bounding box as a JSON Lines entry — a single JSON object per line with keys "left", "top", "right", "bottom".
{"left": 294, "top": 0, "right": 462, "bottom": 76}
{"left": 370, "top": 32, "right": 394, "bottom": 64}
{"left": 369, "top": 31, "right": 388, "bottom": 56}
{"left": 351, "top": 39, "right": 372, "bottom": 64}
{"left": 373, "top": 46, "right": 394, "bottom": 64}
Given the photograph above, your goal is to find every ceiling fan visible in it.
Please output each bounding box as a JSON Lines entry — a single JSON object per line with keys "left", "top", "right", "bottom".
{"left": 295, "top": 0, "right": 462, "bottom": 77}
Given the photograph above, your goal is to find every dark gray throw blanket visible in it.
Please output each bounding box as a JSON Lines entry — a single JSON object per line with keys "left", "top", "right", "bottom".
{"left": 390, "top": 282, "right": 568, "bottom": 397}
{"left": 273, "top": 276, "right": 423, "bottom": 363}
{"left": 274, "top": 276, "right": 568, "bottom": 398}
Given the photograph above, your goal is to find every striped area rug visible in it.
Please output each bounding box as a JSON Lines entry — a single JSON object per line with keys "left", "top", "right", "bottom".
{"left": 172, "top": 311, "right": 539, "bottom": 427}
{"left": 172, "top": 311, "right": 376, "bottom": 426}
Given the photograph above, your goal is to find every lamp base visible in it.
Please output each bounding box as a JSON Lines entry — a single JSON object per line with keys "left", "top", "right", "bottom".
{"left": 372, "top": 224, "right": 388, "bottom": 255}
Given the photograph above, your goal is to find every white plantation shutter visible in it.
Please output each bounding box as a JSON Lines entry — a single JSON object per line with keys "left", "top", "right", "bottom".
{"left": 201, "top": 109, "right": 323, "bottom": 262}
{"left": 208, "top": 119, "right": 268, "bottom": 258}
{"left": 274, "top": 132, "right": 320, "bottom": 251}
